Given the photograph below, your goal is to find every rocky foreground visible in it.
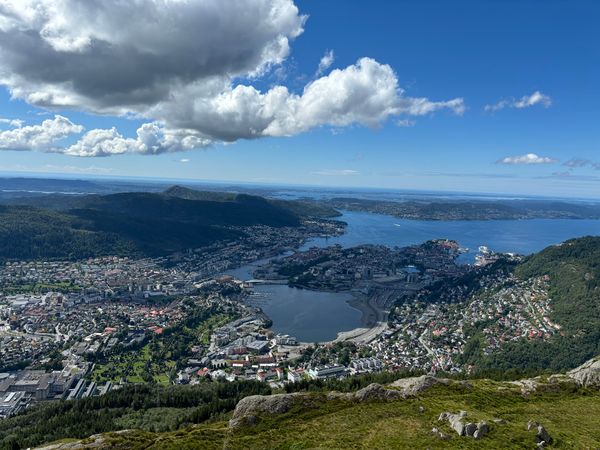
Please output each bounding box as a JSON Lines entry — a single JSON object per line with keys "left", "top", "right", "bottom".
{"left": 36, "top": 357, "right": 600, "bottom": 449}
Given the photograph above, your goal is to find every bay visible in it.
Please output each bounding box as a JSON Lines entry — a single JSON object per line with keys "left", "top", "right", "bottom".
{"left": 228, "top": 211, "right": 600, "bottom": 341}
{"left": 302, "top": 211, "right": 600, "bottom": 262}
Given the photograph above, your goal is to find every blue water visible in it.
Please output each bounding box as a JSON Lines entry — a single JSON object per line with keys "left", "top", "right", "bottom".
{"left": 251, "top": 285, "right": 360, "bottom": 343}
{"left": 302, "top": 211, "right": 600, "bottom": 262}
{"left": 228, "top": 211, "right": 600, "bottom": 341}
{"left": 224, "top": 258, "right": 363, "bottom": 342}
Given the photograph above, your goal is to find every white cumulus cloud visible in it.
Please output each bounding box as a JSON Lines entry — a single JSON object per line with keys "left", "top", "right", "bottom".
{"left": 0, "top": 0, "right": 465, "bottom": 156}
{"left": 496, "top": 153, "right": 557, "bottom": 165}
{"left": 0, "top": 115, "right": 83, "bottom": 151}
{"left": 0, "top": 117, "right": 24, "bottom": 128}
{"left": 485, "top": 91, "right": 552, "bottom": 112}
{"left": 65, "top": 124, "right": 212, "bottom": 157}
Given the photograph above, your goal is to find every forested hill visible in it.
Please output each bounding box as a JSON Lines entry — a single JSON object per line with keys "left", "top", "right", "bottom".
{"left": 0, "top": 189, "right": 336, "bottom": 261}
{"left": 516, "top": 236, "right": 600, "bottom": 333}
{"left": 163, "top": 185, "right": 341, "bottom": 218}
{"left": 467, "top": 236, "right": 600, "bottom": 373}
{"left": 75, "top": 191, "right": 300, "bottom": 228}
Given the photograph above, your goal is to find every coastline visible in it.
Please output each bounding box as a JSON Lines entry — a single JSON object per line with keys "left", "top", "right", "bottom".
{"left": 332, "top": 291, "right": 389, "bottom": 344}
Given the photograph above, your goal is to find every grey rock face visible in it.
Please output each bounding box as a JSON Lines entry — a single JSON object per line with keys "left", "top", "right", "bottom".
{"left": 438, "top": 411, "right": 490, "bottom": 440}
{"left": 229, "top": 393, "right": 306, "bottom": 429}
{"left": 390, "top": 375, "right": 448, "bottom": 396}
{"left": 326, "top": 391, "right": 354, "bottom": 401}
{"left": 473, "top": 421, "right": 489, "bottom": 440}
{"left": 537, "top": 425, "right": 552, "bottom": 444}
{"left": 510, "top": 378, "right": 540, "bottom": 395}
{"left": 464, "top": 422, "right": 477, "bottom": 436}
{"left": 567, "top": 357, "right": 600, "bottom": 387}
{"left": 447, "top": 413, "right": 466, "bottom": 436}
{"left": 477, "top": 421, "right": 489, "bottom": 434}
{"left": 354, "top": 383, "right": 401, "bottom": 402}
{"left": 527, "top": 421, "right": 552, "bottom": 446}
{"left": 230, "top": 384, "right": 403, "bottom": 430}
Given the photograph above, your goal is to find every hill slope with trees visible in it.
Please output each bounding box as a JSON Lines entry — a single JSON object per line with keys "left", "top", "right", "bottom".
{"left": 461, "top": 237, "right": 600, "bottom": 373}
{"left": 0, "top": 188, "right": 338, "bottom": 261}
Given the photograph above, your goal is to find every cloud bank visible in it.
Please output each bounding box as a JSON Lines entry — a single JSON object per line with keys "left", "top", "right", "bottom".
{"left": 0, "top": 0, "right": 464, "bottom": 156}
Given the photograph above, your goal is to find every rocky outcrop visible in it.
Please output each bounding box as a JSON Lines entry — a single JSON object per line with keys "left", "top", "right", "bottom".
{"left": 390, "top": 375, "right": 449, "bottom": 396}
{"left": 527, "top": 420, "right": 553, "bottom": 447}
{"left": 509, "top": 378, "right": 541, "bottom": 395}
{"left": 36, "top": 436, "right": 106, "bottom": 450}
{"left": 438, "top": 411, "right": 467, "bottom": 436}
{"left": 464, "top": 422, "right": 477, "bottom": 437}
{"left": 326, "top": 391, "right": 354, "bottom": 401}
{"left": 567, "top": 357, "right": 600, "bottom": 387}
{"left": 230, "top": 384, "right": 402, "bottom": 429}
{"left": 354, "top": 383, "right": 401, "bottom": 402}
{"left": 229, "top": 393, "right": 309, "bottom": 429}
{"left": 473, "top": 421, "right": 489, "bottom": 440}
{"left": 438, "top": 411, "right": 489, "bottom": 439}
{"left": 508, "top": 372, "right": 580, "bottom": 395}
{"left": 503, "top": 356, "right": 600, "bottom": 396}
{"left": 509, "top": 356, "right": 600, "bottom": 394}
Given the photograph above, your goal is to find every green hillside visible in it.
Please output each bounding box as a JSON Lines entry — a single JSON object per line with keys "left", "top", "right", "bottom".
{"left": 164, "top": 185, "right": 341, "bottom": 218}
{"left": 0, "top": 189, "right": 328, "bottom": 261}
{"left": 0, "top": 205, "right": 138, "bottom": 261}
{"left": 4, "top": 376, "right": 600, "bottom": 449}
{"left": 459, "top": 237, "right": 600, "bottom": 374}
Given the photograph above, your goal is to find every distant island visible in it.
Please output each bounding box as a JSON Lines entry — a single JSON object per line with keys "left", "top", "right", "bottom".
{"left": 324, "top": 197, "right": 600, "bottom": 220}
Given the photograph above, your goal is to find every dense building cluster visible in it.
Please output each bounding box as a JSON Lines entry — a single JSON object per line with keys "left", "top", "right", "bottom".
{"left": 0, "top": 227, "right": 563, "bottom": 420}
{"left": 370, "top": 273, "right": 556, "bottom": 373}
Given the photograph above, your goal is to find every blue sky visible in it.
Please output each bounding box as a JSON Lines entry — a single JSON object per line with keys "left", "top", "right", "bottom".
{"left": 0, "top": 0, "right": 598, "bottom": 198}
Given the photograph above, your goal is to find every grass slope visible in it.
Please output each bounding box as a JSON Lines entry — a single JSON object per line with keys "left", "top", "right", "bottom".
{"left": 35, "top": 380, "right": 600, "bottom": 449}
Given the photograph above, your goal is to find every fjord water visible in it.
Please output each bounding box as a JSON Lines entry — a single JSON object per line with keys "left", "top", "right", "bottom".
{"left": 230, "top": 211, "right": 600, "bottom": 342}
{"left": 251, "top": 285, "right": 360, "bottom": 343}
{"left": 302, "top": 211, "right": 600, "bottom": 262}
{"left": 225, "top": 258, "right": 362, "bottom": 342}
